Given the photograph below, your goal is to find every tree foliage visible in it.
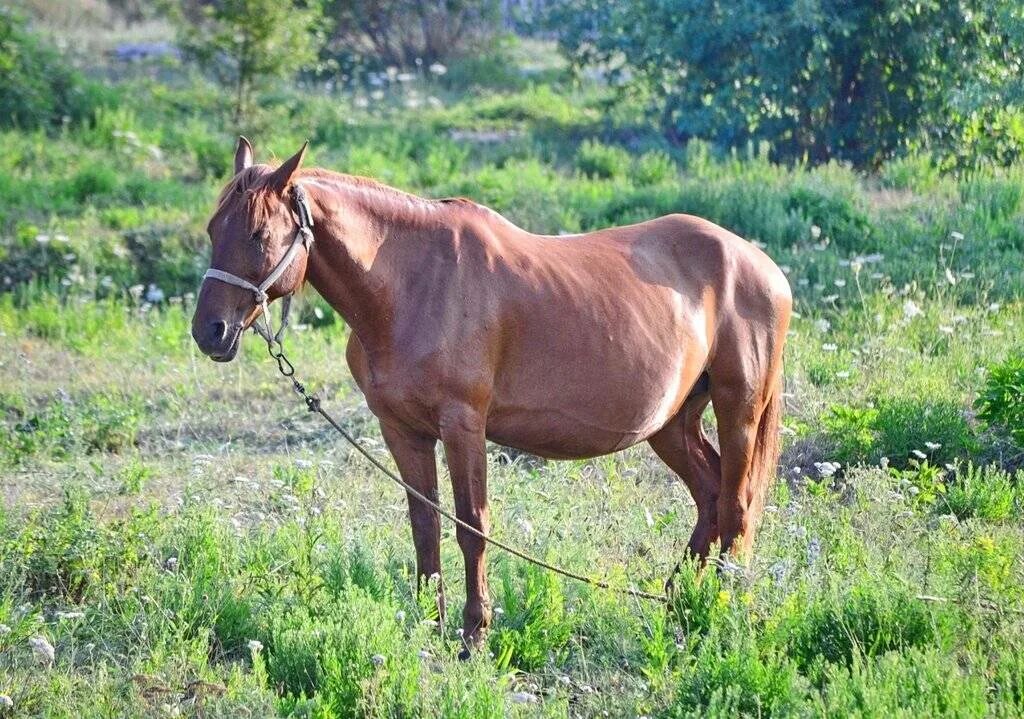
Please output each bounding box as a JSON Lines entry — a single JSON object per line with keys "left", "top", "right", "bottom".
{"left": 0, "top": 8, "right": 99, "bottom": 129}
{"left": 552, "top": 0, "right": 1023, "bottom": 166}
{"left": 171, "top": 0, "right": 324, "bottom": 122}
{"left": 321, "top": 0, "right": 501, "bottom": 70}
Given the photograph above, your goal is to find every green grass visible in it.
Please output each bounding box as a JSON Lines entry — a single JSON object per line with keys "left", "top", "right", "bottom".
{"left": 3, "top": 33, "right": 1024, "bottom": 717}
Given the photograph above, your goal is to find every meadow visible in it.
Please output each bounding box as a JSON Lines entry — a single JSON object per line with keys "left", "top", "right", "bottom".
{"left": 3, "top": 29, "right": 1024, "bottom": 718}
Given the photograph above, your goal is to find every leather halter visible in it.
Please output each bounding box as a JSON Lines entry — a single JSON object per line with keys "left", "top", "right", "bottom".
{"left": 201, "top": 183, "right": 315, "bottom": 344}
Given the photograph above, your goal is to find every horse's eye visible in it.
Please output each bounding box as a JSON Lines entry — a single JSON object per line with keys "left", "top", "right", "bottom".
{"left": 249, "top": 230, "right": 262, "bottom": 244}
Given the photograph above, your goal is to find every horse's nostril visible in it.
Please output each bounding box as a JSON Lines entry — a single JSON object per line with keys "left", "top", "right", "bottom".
{"left": 209, "top": 320, "right": 228, "bottom": 343}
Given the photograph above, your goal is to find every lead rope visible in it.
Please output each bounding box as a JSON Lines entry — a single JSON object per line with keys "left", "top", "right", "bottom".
{"left": 260, "top": 334, "right": 668, "bottom": 604}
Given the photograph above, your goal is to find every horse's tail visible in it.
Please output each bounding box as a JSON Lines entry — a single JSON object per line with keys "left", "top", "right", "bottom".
{"left": 746, "top": 374, "right": 783, "bottom": 534}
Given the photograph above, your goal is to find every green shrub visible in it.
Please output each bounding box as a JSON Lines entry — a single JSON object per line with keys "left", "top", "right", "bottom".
{"left": 821, "top": 649, "right": 989, "bottom": 717}
{"left": 781, "top": 578, "right": 940, "bottom": 675}
{"left": 1, "top": 391, "right": 143, "bottom": 465}
{"left": 0, "top": 10, "right": 103, "bottom": 129}
{"left": 575, "top": 140, "right": 631, "bottom": 179}
{"left": 122, "top": 224, "right": 206, "bottom": 297}
{"left": 821, "top": 404, "right": 879, "bottom": 466}
{"left": 785, "top": 185, "right": 873, "bottom": 252}
{"left": 631, "top": 150, "right": 676, "bottom": 185}
{"left": 667, "top": 638, "right": 808, "bottom": 718}
{"left": 943, "top": 463, "right": 1019, "bottom": 522}
{"left": 68, "top": 164, "right": 120, "bottom": 203}
{"left": 489, "top": 560, "right": 574, "bottom": 672}
{"left": 880, "top": 154, "right": 942, "bottom": 192}
{"left": 667, "top": 559, "right": 724, "bottom": 639}
{"left": 874, "top": 396, "right": 975, "bottom": 467}
{"left": 975, "top": 355, "right": 1024, "bottom": 448}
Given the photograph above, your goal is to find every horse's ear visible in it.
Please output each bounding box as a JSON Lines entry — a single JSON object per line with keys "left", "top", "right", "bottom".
{"left": 234, "top": 135, "right": 254, "bottom": 175}
{"left": 268, "top": 141, "right": 308, "bottom": 194}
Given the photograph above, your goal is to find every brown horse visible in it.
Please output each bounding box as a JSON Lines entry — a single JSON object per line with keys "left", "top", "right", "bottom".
{"left": 192, "top": 138, "right": 792, "bottom": 650}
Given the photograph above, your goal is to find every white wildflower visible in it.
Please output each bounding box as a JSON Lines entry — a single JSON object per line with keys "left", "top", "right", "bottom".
{"left": 395, "top": 610, "right": 406, "bottom": 623}
{"left": 0, "top": 624, "right": 10, "bottom": 635}
{"left": 145, "top": 284, "right": 165, "bottom": 303}
{"left": 925, "top": 442, "right": 942, "bottom": 451}
{"left": 510, "top": 692, "right": 539, "bottom": 704}
{"left": 814, "top": 318, "right": 831, "bottom": 333}
{"left": 822, "top": 343, "right": 838, "bottom": 352}
{"left": 810, "top": 225, "right": 821, "bottom": 239}
{"left": 950, "top": 231, "right": 965, "bottom": 241}
{"left": 814, "top": 461, "right": 841, "bottom": 478}
{"left": 371, "top": 654, "right": 386, "bottom": 666}
{"left": 29, "top": 635, "right": 55, "bottom": 667}
{"left": 911, "top": 449, "right": 927, "bottom": 460}
{"left": 0, "top": 695, "right": 11, "bottom": 712}
{"left": 428, "top": 63, "right": 447, "bottom": 76}
{"left": 806, "top": 537, "right": 821, "bottom": 565}
{"left": 902, "top": 300, "right": 923, "bottom": 320}
{"left": 55, "top": 611, "right": 84, "bottom": 621}
{"left": 247, "top": 639, "right": 263, "bottom": 653}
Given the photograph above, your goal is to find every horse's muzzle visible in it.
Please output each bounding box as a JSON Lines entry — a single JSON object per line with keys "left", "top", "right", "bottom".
{"left": 192, "top": 319, "right": 242, "bottom": 362}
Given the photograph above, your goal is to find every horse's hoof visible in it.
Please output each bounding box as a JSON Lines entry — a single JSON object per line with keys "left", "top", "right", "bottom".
{"left": 457, "top": 647, "right": 472, "bottom": 662}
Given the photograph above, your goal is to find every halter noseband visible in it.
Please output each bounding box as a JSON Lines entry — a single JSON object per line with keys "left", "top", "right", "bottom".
{"left": 202, "top": 182, "right": 315, "bottom": 345}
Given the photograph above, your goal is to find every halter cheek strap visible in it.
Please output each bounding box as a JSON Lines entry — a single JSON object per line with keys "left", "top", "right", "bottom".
{"left": 202, "top": 183, "right": 315, "bottom": 345}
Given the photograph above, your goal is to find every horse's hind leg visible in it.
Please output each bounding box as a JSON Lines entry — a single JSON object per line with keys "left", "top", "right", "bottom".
{"left": 648, "top": 373, "right": 722, "bottom": 562}
{"left": 709, "top": 337, "right": 785, "bottom": 558}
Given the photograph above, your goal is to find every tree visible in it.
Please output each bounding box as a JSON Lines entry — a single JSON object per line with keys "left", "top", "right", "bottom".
{"left": 171, "top": 0, "right": 324, "bottom": 122}
{"left": 322, "top": 0, "right": 500, "bottom": 69}
{"left": 551, "top": 0, "right": 1021, "bottom": 167}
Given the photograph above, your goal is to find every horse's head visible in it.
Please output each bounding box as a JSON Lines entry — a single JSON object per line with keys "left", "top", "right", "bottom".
{"left": 191, "top": 137, "right": 309, "bottom": 361}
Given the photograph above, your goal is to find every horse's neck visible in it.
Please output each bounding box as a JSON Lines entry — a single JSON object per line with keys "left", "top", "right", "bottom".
{"left": 298, "top": 174, "right": 444, "bottom": 354}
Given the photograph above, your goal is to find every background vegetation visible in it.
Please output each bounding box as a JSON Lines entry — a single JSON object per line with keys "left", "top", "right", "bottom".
{"left": 1, "top": 0, "right": 1024, "bottom": 716}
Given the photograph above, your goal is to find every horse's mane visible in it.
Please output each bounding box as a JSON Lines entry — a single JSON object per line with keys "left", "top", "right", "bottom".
{"left": 212, "top": 163, "right": 487, "bottom": 233}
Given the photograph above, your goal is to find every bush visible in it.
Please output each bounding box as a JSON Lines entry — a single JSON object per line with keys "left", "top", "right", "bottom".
{"left": 781, "top": 578, "right": 941, "bottom": 676}
{"left": 821, "top": 649, "right": 990, "bottom": 716}
{"left": 575, "top": 140, "right": 631, "bottom": 179}
{"left": 1, "top": 391, "right": 143, "bottom": 465}
{"left": 943, "top": 463, "right": 1019, "bottom": 522}
{"left": 785, "top": 185, "right": 873, "bottom": 252}
{"left": 630, "top": 150, "right": 676, "bottom": 185}
{"left": 668, "top": 638, "right": 808, "bottom": 718}
{"left": 489, "top": 561, "right": 575, "bottom": 672}
{"left": 0, "top": 9, "right": 101, "bottom": 130}
{"left": 68, "top": 164, "right": 120, "bottom": 203}
{"left": 975, "top": 355, "right": 1024, "bottom": 448}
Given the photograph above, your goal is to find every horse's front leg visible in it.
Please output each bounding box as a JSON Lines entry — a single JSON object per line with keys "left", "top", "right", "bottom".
{"left": 439, "top": 403, "right": 491, "bottom": 658}
{"left": 379, "top": 421, "right": 445, "bottom": 625}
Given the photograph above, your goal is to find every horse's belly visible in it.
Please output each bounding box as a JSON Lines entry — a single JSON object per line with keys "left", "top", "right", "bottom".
{"left": 485, "top": 378, "right": 691, "bottom": 459}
